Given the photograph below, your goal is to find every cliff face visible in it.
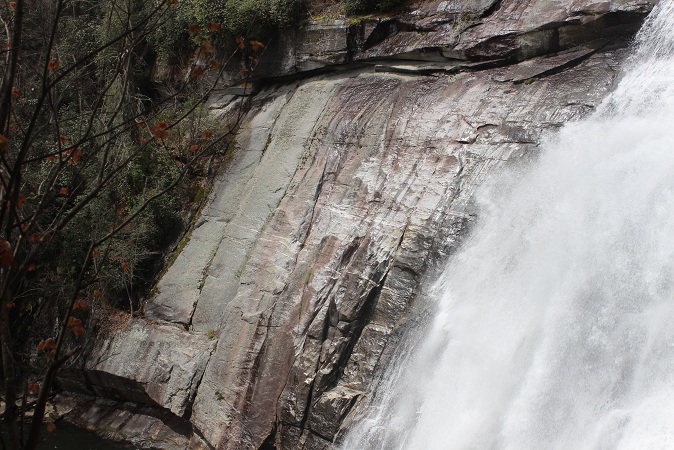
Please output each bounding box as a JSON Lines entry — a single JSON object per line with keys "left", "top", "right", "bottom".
{"left": 61, "top": 0, "right": 656, "bottom": 448}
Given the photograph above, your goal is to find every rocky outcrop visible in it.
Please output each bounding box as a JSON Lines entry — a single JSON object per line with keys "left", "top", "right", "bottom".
{"left": 61, "top": 320, "right": 212, "bottom": 418}
{"left": 220, "top": 0, "right": 653, "bottom": 83}
{"left": 56, "top": 394, "right": 192, "bottom": 449}
{"left": 64, "top": 0, "right": 657, "bottom": 448}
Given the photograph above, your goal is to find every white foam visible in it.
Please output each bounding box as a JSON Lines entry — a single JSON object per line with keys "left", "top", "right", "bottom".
{"left": 343, "top": 2, "right": 674, "bottom": 449}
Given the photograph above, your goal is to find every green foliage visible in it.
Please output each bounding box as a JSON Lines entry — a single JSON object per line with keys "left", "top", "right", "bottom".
{"left": 341, "top": 0, "right": 406, "bottom": 15}
{"left": 94, "top": 0, "right": 157, "bottom": 91}
{"left": 190, "top": 0, "right": 303, "bottom": 39}
{"left": 139, "top": 0, "right": 305, "bottom": 65}
{"left": 146, "top": 2, "right": 194, "bottom": 64}
{"left": 0, "top": 0, "right": 241, "bottom": 443}
{"left": 58, "top": 15, "right": 99, "bottom": 61}
{"left": 16, "top": 0, "right": 224, "bottom": 312}
{"left": 22, "top": 117, "right": 186, "bottom": 308}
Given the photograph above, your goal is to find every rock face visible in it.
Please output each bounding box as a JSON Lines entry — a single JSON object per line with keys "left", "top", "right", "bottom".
{"left": 65, "top": 0, "right": 657, "bottom": 448}
{"left": 62, "top": 320, "right": 212, "bottom": 418}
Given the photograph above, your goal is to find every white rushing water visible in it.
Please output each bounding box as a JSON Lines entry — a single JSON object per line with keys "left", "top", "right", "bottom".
{"left": 343, "top": 2, "right": 674, "bottom": 449}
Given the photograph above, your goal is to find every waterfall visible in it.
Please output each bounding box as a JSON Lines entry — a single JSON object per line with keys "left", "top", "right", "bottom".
{"left": 343, "top": 2, "right": 674, "bottom": 449}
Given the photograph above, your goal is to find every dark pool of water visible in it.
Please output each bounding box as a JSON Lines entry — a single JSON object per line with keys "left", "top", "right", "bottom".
{"left": 38, "top": 423, "right": 136, "bottom": 449}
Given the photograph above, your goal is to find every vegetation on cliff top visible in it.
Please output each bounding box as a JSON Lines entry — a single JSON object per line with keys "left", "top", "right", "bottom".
{"left": 339, "top": 0, "right": 406, "bottom": 15}
{"left": 152, "top": 0, "right": 408, "bottom": 64}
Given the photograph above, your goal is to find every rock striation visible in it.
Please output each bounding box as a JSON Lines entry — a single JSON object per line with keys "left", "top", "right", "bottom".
{"left": 62, "top": 0, "right": 657, "bottom": 448}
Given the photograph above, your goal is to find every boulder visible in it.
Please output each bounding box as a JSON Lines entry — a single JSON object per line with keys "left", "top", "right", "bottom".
{"left": 60, "top": 320, "right": 212, "bottom": 418}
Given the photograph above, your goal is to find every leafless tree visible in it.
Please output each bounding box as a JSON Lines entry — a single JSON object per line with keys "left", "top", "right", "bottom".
{"left": 0, "top": 0, "right": 259, "bottom": 447}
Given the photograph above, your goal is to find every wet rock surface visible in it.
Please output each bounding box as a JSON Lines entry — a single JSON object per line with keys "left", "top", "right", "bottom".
{"left": 63, "top": 0, "right": 656, "bottom": 448}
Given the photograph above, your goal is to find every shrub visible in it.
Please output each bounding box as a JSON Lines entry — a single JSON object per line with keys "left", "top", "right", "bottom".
{"left": 191, "top": 0, "right": 304, "bottom": 39}
{"left": 145, "top": 0, "right": 306, "bottom": 64}
{"left": 147, "top": 2, "right": 195, "bottom": 64}
{"left": 341, "top": 0, "right": 406, "bottom": 15}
